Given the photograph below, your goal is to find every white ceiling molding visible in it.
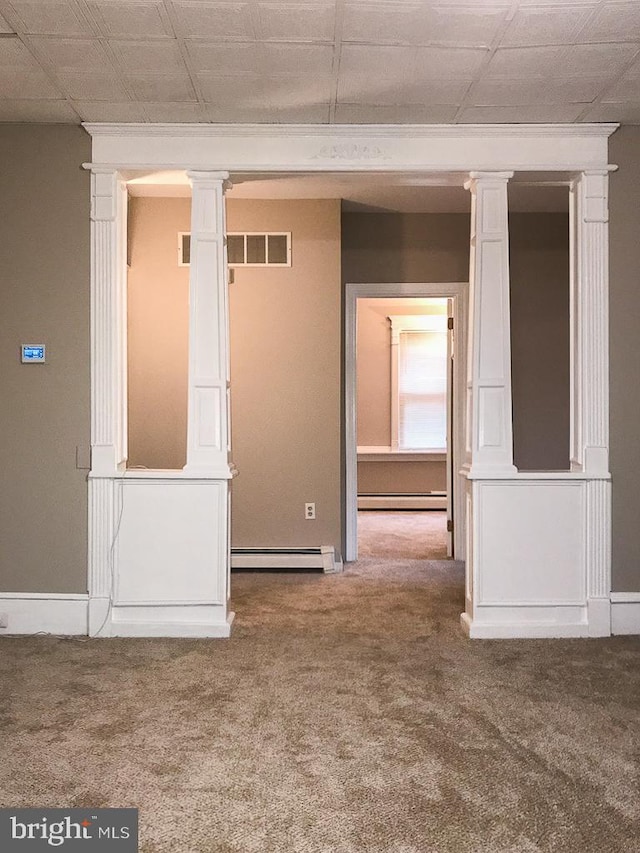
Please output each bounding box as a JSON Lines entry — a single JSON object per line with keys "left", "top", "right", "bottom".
{"left": 83, "top": 122, "right": 618, "bottom": 174}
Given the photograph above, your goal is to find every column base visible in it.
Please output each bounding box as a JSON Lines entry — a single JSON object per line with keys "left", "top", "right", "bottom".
{"left": 89, "top": 601, "right": 235, "bottom": 638}
{"left": 460, "top": 607, "right": 590, "bottom": 639}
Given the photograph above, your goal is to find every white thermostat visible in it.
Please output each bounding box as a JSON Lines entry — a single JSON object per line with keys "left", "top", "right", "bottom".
{"left": 21, "top": 344, "right": 46, "bottom": 363}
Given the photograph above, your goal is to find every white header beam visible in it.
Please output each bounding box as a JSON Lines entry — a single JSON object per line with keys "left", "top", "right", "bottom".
{"left": 83, "top": 123, "right": 617, "bottom": 174}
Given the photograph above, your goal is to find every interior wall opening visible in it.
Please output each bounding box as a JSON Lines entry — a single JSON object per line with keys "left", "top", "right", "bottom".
{"left": 126, "top": 187, "right": 192, "bottom": 472}
{"left": 355, "top": 296, "right": 451, "bottom": 561}
{"left": 508, "top": 184, "right": 571, "bottom": 472}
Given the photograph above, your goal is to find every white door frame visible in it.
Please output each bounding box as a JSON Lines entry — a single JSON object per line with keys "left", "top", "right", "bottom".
{"left": 345, "top": 282, "right": 468, "bottom": 562}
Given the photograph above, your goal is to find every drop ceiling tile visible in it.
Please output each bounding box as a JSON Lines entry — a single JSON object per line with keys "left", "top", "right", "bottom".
{"left": 143, "top": 101, "right": 208, "bottom": 121}
{"left": 199, "top": 72, "right": 331, "bottom": 109}
{"left": 471, "top": 76, "right": 608, "bottom": 105}
{"left": 414, "top": 47, "right": 487, "bottom": 79}
{"left": 422, "top": 4, "right": 507, "bottom": 47}
{"left": 501, "top": 6, "right": 594, "bottom": 47}
{"left": 86, "top": 1, "right": 173, "bottom": 39}
{"left": 256, "top": 2, "right": 335, "bottom": 41}
{"left": 110, "top": 39, "right": 186, "bottom": 73}
{"left": 486, "top": 46, "right": 566, "bottom": 77}
{"left": 339, "top": 44, "right": 415, "bottom": 76}
{"left": 0, "top": 98, "right": 78, "bottom": 121}
{"left": 28, "top": 37, "right": 114, "bottom": 72}
{"left": 601, "top": 75, "right": 640, "bottom": 102}
{"left": 172, "top": 2, "right": 255, "bottom": 40}
{"left": 267, "top": 76, "right": 333, "bottom": 109}
{"left": 342, "top": 3, "right": 425, "bottom": 45}
{"left": 56, "top": 70, "right": 129, "bottom": 100}
{"left": 206, "top": 103, "right": 329, "bottom": 122}
{"left": 338, "top": 74, "right": 469, "bottom": 106}
{"left": 198, "top": 73, "right": 272, "bottom": 108}
{"left": 458, "top": 103, "right": 589, "bottom": 122}
{"left": 7, "top": 1, "right": 95, "bottom": 36}
{"left": 0, "top": 67, "right": 60, "bottom": 98}
{"left": 72, "top": 100, "right": 143, "bottom": 121}
{"left": 126, "top": 73, "right": 196, "bottom": 102}
{"left": 187, "top": 41, "right": 258, "bottom": 73}
{"left": 624, "top": 55, "right": 640, "bottom": 77}
{"left": 0, "top": 12, "right": 15, "bottom": 32}
{"left": 0, "top": 37, "right": 42, "bottom": 68}
{"left": 578, "top": 2, "right": 640, "bottom": 43}
{"left": 261, "top": 43, "right": 334, "bottom": 75}
{"left": 334, "top": 102, "right": 458, "bottom": 123}
{"left": 188, "top": 41, "right": 334, "bottom": 76}
{"left": 562, "top": 43, "right": 640, "bottom": 77}
{"left": 582, "top": 102, "right": 640, "bottom": 123}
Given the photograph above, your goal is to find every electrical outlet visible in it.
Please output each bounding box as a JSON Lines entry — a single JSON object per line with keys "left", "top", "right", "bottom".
{"left": 305, "top": 502, "right": 316, "bottom": 520}
{"left": 0, "top": 613, "right": 8, "bottom": 630}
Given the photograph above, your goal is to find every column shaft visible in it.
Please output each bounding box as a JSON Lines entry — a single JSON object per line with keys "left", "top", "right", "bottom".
{"left": 184, "top": 171, "right": 231, "bottom": 474}
{"left": 465, "top": 171, "right": 516, "bottom": 476}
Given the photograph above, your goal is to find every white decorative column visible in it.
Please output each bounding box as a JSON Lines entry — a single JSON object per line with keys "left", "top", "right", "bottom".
{"left": 184, "top": 171, "right": 232, "bottom": 476}
{"left": 465, "top": 172, "right": 516, "bottom": 476}
{"left": 571, "top": 171, "right": 612, "bottom": 636}
{"left": 88, "top": 169, "right": 127, "bottom": 635}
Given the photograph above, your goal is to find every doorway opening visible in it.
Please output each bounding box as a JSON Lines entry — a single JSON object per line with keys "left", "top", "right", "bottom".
{"left": 344, "top": 283, "right": 468, "bottom": 564}
{"left": 355, "top": 296, "right": 451, "bottom": 561}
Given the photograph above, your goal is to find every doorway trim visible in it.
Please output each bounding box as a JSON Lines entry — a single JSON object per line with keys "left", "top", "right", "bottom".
{"left": 344, "top": 282, "right": 468, "bottom": 562}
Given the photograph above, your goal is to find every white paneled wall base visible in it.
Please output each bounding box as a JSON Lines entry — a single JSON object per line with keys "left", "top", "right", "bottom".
{"left": 78, "top": 122, "right": 617, "bottom": 641}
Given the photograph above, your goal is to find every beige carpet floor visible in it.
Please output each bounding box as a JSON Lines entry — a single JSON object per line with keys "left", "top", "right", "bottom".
{"left": 357, "top": 510, "right": 448, "bottom": 559}
{"left": 1, "top": 518, "right": 640, "bottom": 852}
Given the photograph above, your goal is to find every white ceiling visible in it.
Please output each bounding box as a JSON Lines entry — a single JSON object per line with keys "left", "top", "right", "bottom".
{"left": 0, "top": 0, "right": 639, "bottom": 125}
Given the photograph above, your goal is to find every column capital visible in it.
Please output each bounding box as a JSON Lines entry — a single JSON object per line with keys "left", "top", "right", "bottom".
{"left": 187, "top": 170, "right": 232, "bottom": 192}
{"left": 464, "top": 171, "right": 514, "bottom": 190}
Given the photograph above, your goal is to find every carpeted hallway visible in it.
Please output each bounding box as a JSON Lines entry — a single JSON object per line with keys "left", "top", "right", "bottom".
{"left": 1, "top": 521, "right": 640, "bottom": 852}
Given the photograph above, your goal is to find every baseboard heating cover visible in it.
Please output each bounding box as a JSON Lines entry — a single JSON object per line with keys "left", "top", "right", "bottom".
{"left": 357, "top": 492, "right": 447, "bottom": 510}
{"left": 231, "top": 546, "right": 342, "bottom": 573}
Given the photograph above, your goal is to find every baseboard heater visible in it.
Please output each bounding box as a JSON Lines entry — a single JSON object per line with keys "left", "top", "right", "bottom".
{"left": 231, "top": 546, "right": 342, "bottom": 573}
{"left": 357, "top": 492, "right": 447, "bottom": 510}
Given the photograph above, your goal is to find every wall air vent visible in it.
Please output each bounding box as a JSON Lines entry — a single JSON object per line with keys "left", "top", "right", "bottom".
{"left": 177, "top": 232, "right": 291, "bottom": 267}
{"left": 227, "top": 232, "right": 291, "bottom": 267}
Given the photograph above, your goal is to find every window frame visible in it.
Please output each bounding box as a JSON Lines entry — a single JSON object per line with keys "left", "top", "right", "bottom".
{"left": 388, "top": 313, "right": 449, "bottom": 453}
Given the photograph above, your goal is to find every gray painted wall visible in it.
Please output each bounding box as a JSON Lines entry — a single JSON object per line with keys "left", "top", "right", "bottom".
{"left": 0, "top": 124, "right": 636, "bottom": 594}
{"left": 509, "top": 213, "right": 570, "bottom": 472}
{"left": 609, "top": 126, "right": 640, "bottom": 592}
{"left": 0, "top": 125, "right": 90, "bottom": 594}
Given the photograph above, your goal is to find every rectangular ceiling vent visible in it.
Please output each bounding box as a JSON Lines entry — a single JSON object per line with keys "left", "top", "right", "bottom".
{"left": 178, "top": 232, "right": 291, "bottom": 267}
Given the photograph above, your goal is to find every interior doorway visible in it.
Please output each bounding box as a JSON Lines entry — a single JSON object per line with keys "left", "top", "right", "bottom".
{"left": 344, "top": 282, "right": 468, "bottom": 563}
{"left": 355, "top": 296, "right": 450, "bottom": 561}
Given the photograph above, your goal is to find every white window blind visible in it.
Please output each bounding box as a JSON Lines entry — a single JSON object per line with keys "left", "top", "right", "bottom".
{"left": 398, "top": 329, "right": 447, "bottom": 450}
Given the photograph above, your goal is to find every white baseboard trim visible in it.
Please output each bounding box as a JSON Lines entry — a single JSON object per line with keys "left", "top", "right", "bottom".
{"left": 460, "top": 611, "right": 590, "bottom": 639}
{"left": 107, "top": 610, "right": 235, "bottom": 638}
{"left": 611, "top": 593, "right": 640, "bottom": 635}
{"left": 231, "top": 546, "right": 342, "bottom": 573}
{"left": 0, "top": 593, "right": 88, "bottom": 636}
{"left": 357, "top": 494, "right": 447, "bottom": 510}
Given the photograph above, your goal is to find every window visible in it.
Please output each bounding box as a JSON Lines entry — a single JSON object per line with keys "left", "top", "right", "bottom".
{"left": 389, "top": 314, "right": 448, "bottom": 451}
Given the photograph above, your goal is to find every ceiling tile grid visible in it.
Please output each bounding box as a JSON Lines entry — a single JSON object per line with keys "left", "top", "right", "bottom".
{"left": 0, "top": 0, "right": 637, "bottom": 124}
